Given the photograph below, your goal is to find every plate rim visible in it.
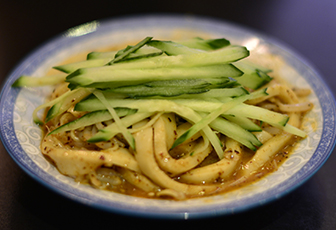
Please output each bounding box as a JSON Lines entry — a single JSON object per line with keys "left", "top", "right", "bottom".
{"left": 1, "top": 14, "right": 336, "bottom": 219}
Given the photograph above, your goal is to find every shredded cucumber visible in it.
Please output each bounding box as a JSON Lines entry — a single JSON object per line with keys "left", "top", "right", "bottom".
{"left": 11, "top": 36, "right": 308, "bottom": 157}
{"left": 12, "top": 74, "right": 66, "bottom": 87}
{"left": 87, "top": 112, "right": 154, "bottom": 143}
{"left": 107, "top": 36, "right": 153, "bottom": 65}
{"left": 177, "top": 37, "right": 231, "bottom": 51}
{"left": 49, "top": 108, "right": 137, "bottom": 135}
{"left": 93, "top": 90, "right": 136, "bottom": 150}
{"left": 66, "top": 64, "right": 242, "bottom": 89}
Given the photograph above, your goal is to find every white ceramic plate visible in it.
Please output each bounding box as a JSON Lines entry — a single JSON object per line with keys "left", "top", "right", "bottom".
{"left": 1, "top": 15, "right": 335, "bottom": 219}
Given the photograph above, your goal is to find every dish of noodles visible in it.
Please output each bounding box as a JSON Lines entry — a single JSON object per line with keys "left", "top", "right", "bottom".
{"left": 18, "top": 35, "right": 313, "bottom": 200}
{"left": 1, "top": 15, "right": 335, "bottom": 218}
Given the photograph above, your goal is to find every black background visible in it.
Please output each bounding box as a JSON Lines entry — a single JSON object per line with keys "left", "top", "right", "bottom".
{"left": 1, "top": 0, "right": 336, "bottom": 229}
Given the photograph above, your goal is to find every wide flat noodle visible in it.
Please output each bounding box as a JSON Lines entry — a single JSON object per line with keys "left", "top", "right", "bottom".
{"left": 118, "top": 168, "right": 160, "bottom": 193}
{"left": 42, "top": 135, "right": 140, "bottom": 177}
{"left": 133, "top": 123, "right": 219, "bottom": 199}
{"left": 153, "top": 114, "right": 212, "bottom": 175}
{"left": 179, "top": 137, "right": 242, "bottom": 184}
{"left": 240, "top": 112, "right": 300, "bottom": 177}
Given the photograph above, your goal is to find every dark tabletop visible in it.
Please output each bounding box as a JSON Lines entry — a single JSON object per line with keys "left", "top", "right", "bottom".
{"left": 1, "top": 0, "right": 336, "bottom": 229}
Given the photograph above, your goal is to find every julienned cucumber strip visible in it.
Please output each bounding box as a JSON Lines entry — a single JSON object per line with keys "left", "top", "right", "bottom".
{"left": 227, "top": 104, "right": 289, "bottom": 127}
{"left": 66, "top": 64, "right": 243, "bottom": 89}
{"left": 281, "top": 124, "right": 307, "bottom": 137}
{"left": 234, "top": 59, "right": 272, "bottom": 74}
{"left": 107, "top": 37, "right": 153, "bottom": 65}
{"left": 108, "top": 85, "right": 209, "bottom": 98}
{"left": 105, "top": 78, "right": 240, "bottom": 98}
{"left": 231, "top": 61, "right": 273, "bottom": 90}
{"left": 130, "top": 87, "right": 247, "bottom": 100}
{"left": 117, "top": 51, "right": 163, "bottom": 61}
{"left": 87, "top": 50, "right": 117, "bottom": 60}
{"left": 177, "top": 37, "right": 231, "bottom": 51}
{"left": 93, "top": 90, "right": 136, "bottom": 150}
{"left": 87, "top": 112, "right": 154, "bottom": 143}
{"left": 123, "top": 79, "right": 242, "bottom": 99}
{"left": 49, "top": 108, "right": 137, "bottom": 135}
{"left": 147, "top": 40, "right": 205, "bottom": 55}
{"left": 45, "top": 88, "right": 93, "bottom": 123}
{"left": 143, "top": 78, "right": 225, "bottom": 88}
{"left": 223, "top": 114, "right": 262, "bottom": 132}
{"left": 232, "top": 70, "right": 272, "bottom": 90}
{"left": 74, "top": 95, "right": 206, "bottom": 112}
{"left": 86, "top": 46, "right": 162, "bottom": 60}
{"left": 12, "top": 74, "right": 66, "bottom": 87}
{"left": 114, "top": 45, "right": 161, "bottom": 59}
{"left": 191, "top": 87, "right": 248, "bottom": 98}
{"left": 171, "top": 100, "right": 289, "bottom": 128}
{"left": 54, "top": 58, "right": 111, "bottom": 74}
